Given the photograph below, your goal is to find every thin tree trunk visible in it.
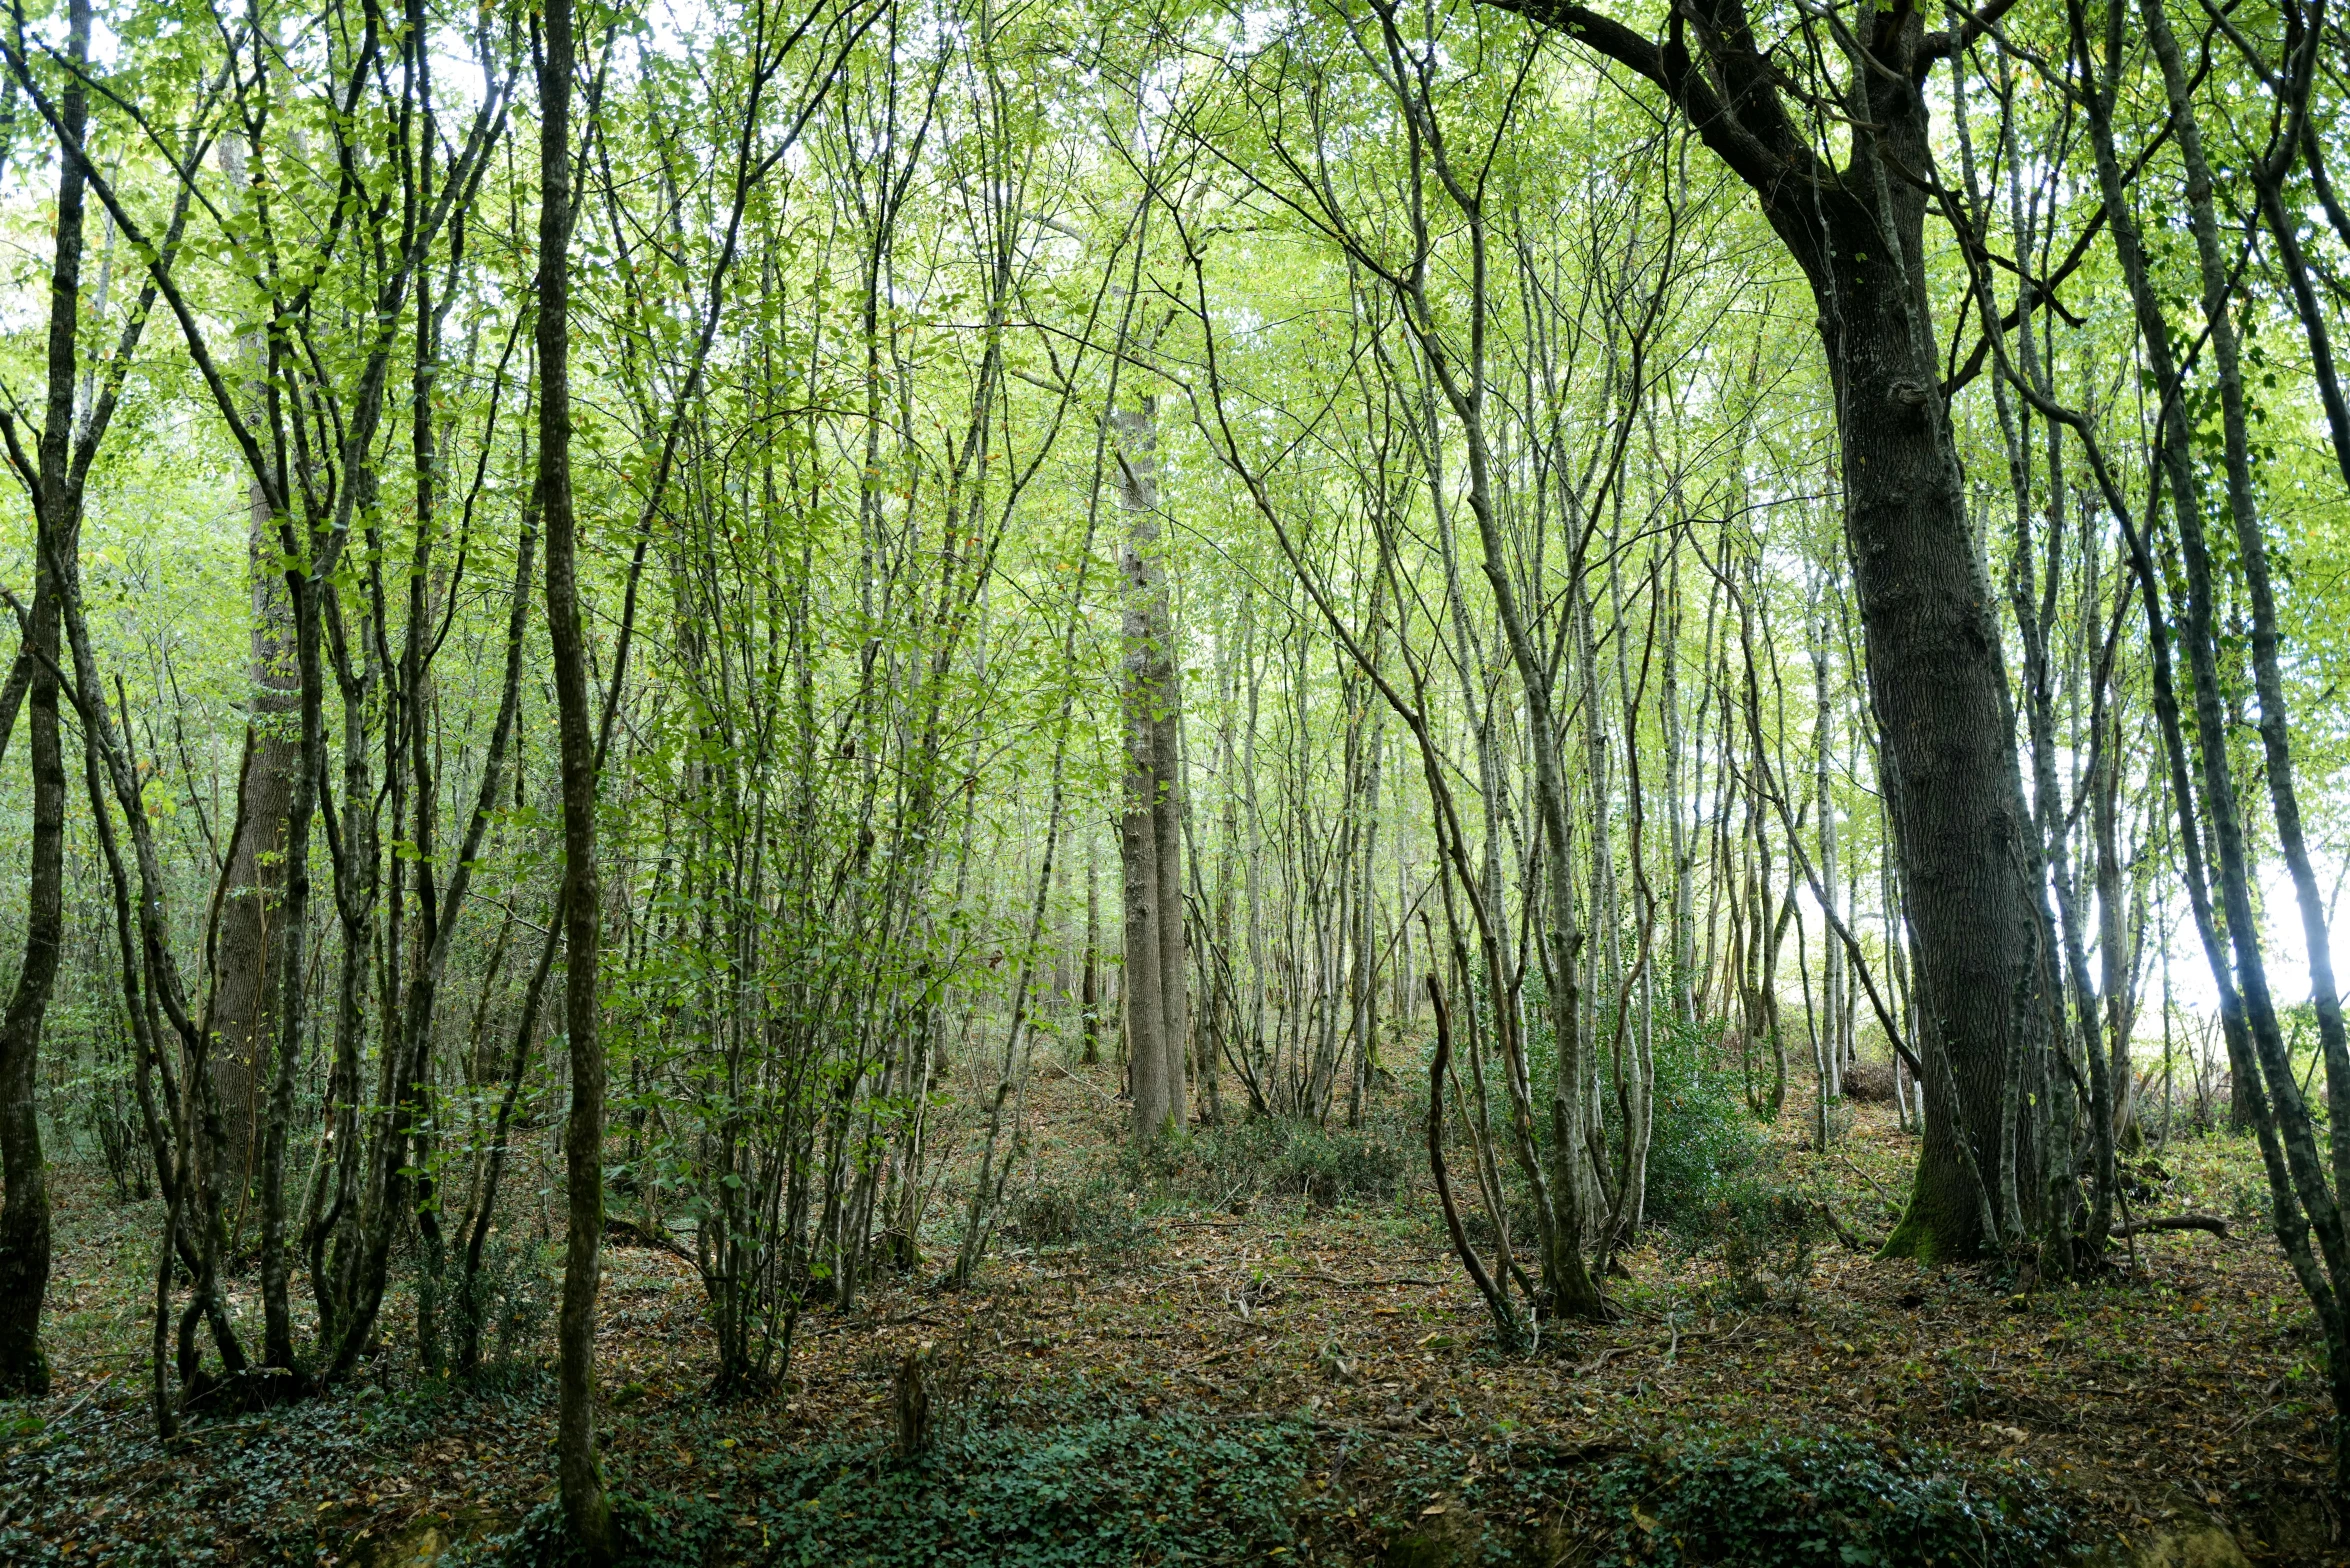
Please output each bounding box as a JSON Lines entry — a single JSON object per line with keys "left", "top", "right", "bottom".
{"left": 1812, "top": 596, "right": 1841, "bottom": 1107}
{"left": 538, "top": 2, "right": 614, "bottom": 1553}
{"left": 0, "top": 0, "right": 88, "bottom": 1390}
{"left": 1081, "top": 838, "right": 1102, "bottom": 1066}
{"left": 2147, "top": 0, "right": 2350, "bottom": 1210}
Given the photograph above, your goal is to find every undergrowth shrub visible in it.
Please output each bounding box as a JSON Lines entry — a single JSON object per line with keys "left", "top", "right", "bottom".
{"left": 1590, "top": 1427, "right": 2076, "bottom": 1567}
{"left": 439, "top": 1237, "right": 558, "bottom": 1383}
{"left": 761, "top": 1402, "right": 1308, "bottom": 1565}
{"left": 64, "top": 1035, "right": 150, "bottom": 1203}
{"left": 1001, "top": 1174, "right": 1155, "bottom": 1257}
{"left": 1637, "top": 1015, "right": 1837, "bottom": 1305}
{"left": 2227, "top": 1171, "right": 2276, "bottom": 1229}
{"left": 1691, "top": 1182, "right": 1826, "bottom": 1308}
{"left": 1644, "top": 1017, "right": 1769, "bottom": 1237}
{"left": 1120, "top": 1116, "right": 1404, "bottom": 1211}
{"left": 1458, "top": 1189, "right": 1544, "bottom": 1259}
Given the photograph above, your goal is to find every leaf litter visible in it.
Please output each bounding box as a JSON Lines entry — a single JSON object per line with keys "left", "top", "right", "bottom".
{"left": 0, "top": 1069, "right": 2328, "bottom": 1565}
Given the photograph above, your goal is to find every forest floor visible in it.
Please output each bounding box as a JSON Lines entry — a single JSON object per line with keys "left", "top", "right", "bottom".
{"left": 0, "top": 1064, "right": 2335, "bottom": 1566}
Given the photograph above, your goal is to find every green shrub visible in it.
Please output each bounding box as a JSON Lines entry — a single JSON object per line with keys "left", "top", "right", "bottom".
{"left": 1590, "top": 1427, "right": 2077, "bottom": 1567}
{"left": 1120, "top": 1116, "right": 1404, "bottom": 1211}
{"left": 754, "top": 1402, "right": 1309, "bottom": 1565}
{"left": 1002, "top": 1174, "right": 1155, "bottom": 1257}
{"left": 1448, "top": 989, "right": 1767, "bottom": 1241}
{"left": 1646, "top": 1018, "right": 1771, "bottom": 1237}
{"left": 1695, "top": 1181, "right": 1826, "bottom": 1307}
{"left": 489, "top": 1490, "right": 729, "bottom": 1568}
{"left": 64, "top": 1035, "right": 150, "bottom": 1204}
{"left": 440, "top": 1237, "right": 558, "bottom": 1382}
{"left": 2228, "top": 1172, "right": 2276, "bottom": 1227}
{"left": 1275, "top": 1120, "right": 1405, "bottom": 1208}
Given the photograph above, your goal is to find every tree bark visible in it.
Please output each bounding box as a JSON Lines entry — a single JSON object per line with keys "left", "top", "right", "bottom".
{"left": 209, "top": 133, "right": 298, "bottom": 1219}
{"left": 1812, "top": 183, "right": 2040, "bottom": 1262}
{"left": 1115, "top": 396, "right": 1183, "bottom": 1139}
{"left": 209, "top": 645, "right": 294, "bottom": 1207}
{"left": 539, "top": 0, "right": 615, "bottom": 1554}
{"left": 1118, "top": 563, "right": 1168, "bottom": 1136}
{"left": 1081, "top": 838, "right": 1102, "bottom": 1066}
{"left": 0, "top": 0, "right": 89, "bottom": 1393}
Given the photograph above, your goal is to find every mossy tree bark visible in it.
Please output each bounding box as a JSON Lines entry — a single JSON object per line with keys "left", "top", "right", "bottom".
{"left": 539, "top": 0, "right": 615, "bottom": 1556}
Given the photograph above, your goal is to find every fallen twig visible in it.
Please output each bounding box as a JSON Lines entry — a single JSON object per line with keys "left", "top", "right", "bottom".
{"left": 1835, "top": 1150, "right": 1898, "bottom": 1213}
{"left": 1572, "top": 1346, "right": 1622, "bottom": 1377}
{"left": 1293, "top": 1271, "right": 1448, "bottom": 1290}
{"left": 52, "top": 1370, "right": 120, "bottom": 1424}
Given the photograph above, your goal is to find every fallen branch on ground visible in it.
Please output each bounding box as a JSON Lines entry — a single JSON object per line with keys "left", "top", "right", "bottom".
{"left": 2112, "top": 1213, "right": 2229, "bottom": 1239}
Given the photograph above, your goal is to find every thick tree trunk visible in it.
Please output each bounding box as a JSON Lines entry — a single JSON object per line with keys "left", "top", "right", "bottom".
{"left": 1496, "top": 0, "right": 2048, "bottom": 1267}
{"left": 539, "top": 2, "right": 614, "bottom": 1556}
{"left": 0, "top": 477, "right": 60, "bottom": 1401}
{"left": 210, "top": 638, "right": 295, "bottom": 1208}
{"left": 1772, "top": 57, "right": 2041, "bottom": 1261}
{"left": 255, "top": 562, "right": 326, "bottom": 1382}
{"left": 1821, "top": 247, "right": 2039, "bottom": 1259}
{"left": 1119, "top": 571, "right": 1169, "bottom": 1135}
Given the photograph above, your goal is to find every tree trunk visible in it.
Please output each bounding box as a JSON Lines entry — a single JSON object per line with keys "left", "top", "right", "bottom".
{"left": 1804, "top": 136, "right": 2040, "bottom": 1262}
{"left": 1831, "top": 255, "right": 2039, "bottom": 1259}
{"left": 1080, "top": 839, "right": 1101, "bottom": 1066}
{"left": 210, "top": 653, "right": 295, "bottom": 1209}
{"left": 0, "top": 0, "right": 88, "bottom": 1391}
{"left": 1140, "top": 407, "right": 1190, "bottom": 1130}
{"left": 1119, "top": 587, "right": 1168, "bottom": 1136}
{"left": 1499, "top": 0, "right": 2050, "bottom": 1267}
{"left": 1115, "top": 396, "right": 1183, "bottom": 1140}
{"left": 1813, "top": 600, "right": 1842, "bottom": 1108}
{"left": 539, "top": 2, "right": 614, "bottom": 1555}
{"left": 210, "top": 132, "right": 298, "bottom": 1220}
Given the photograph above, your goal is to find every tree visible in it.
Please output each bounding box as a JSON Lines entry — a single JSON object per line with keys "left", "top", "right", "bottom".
{"left": 1114, "top": 394, "right": 1189, "bottom": 1141}
{"left": 0, "top": 0, "right": 181, "bottom": 1393}
{"left": 538, "top": 0, "right": 614, "bottom": 1549}
{"left": 206, "top": 132, "right": 298, "bottom": 1219}
{"left": 1489, "top": 0, "right": 2051, "bottom": 1261}
{"left": 0, "top": 0, "right": 90, "bottom": 1395}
